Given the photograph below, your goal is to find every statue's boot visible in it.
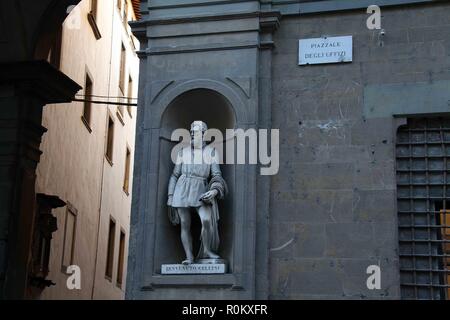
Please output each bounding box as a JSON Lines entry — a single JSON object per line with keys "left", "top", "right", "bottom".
{"left": 182, "top": 258, "right": 194, "bottom": 265}
{"left": 205, "top": 251, "right": 220, "bottom": 259}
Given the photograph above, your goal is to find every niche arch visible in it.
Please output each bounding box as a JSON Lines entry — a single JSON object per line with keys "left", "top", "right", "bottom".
{"left": 154, "top": 87, "right": 238, "bottom": 273}
{"left": 146, "top": 78, "right": 250, "bottom": 129}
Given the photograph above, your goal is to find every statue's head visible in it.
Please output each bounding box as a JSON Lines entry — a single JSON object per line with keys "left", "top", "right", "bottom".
{"left": 190, "top": 121, "right": 207, "bottom": 148}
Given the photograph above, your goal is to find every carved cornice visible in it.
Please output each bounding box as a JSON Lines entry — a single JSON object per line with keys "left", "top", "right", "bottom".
{"left": 259, "top": 10, "right": 281, "bottom": 34}
{"left": 148, "top": 0, "right": 258, "bottom": 10}
{"left": 145, "top": 41, "right": 259, "bottom": 56}
{"left": 0, "top": 60, "right": 81, "bottom": 104}
{"left": 129, "top": 21, "right": 147, "bottom": 42}
{"left": 131, "top": 8, "right": 281, "bottom": 54}
{"left": 130, "top": 9, "right": 281, "bottom": 30}
{"left": 131, "top": 11, "right": 261, "bottom": 27}
{"left": 272, "top": 0, "right": 441, "bottom": 16}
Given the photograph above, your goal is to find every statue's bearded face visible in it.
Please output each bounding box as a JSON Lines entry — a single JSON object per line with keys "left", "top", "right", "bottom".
{"left": 190, "top": 125, "right": 204, "bottom": 148}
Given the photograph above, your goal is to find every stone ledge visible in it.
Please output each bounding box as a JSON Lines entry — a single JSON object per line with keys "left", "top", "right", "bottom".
{"left": 142, "top": 273, "right": 238, "bottom": 290}
{"left": 162, "top": 263, "right": 227, "bottom": 274}
{"left": 273, "top": 0, "right": 441, "bottom": 16}
{"left": 0, "top": 60, "right": 81, "bottom": 104}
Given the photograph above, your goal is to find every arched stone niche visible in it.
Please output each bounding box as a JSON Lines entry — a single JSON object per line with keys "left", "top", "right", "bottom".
{"left": 138, "top": 79, "right": 256, "bottom": 295}
{"left": 154, "top": 88, "right": 237, "bottom": 272}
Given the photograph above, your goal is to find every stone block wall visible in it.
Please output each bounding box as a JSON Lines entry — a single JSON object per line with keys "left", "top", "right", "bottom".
{"left": 269, "top": 2, "right": 450, "bottom": 299}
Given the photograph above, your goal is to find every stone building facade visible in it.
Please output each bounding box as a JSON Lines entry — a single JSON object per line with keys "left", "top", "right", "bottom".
{"left": 126, "top": 0, "right": 450, "bottom": 300}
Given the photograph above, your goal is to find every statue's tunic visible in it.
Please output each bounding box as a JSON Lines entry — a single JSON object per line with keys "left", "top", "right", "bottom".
{"left": 167, "top": 144, "right": 227, "bottom": 258}
{"left": 169, "top": 145, "right": 222, "bottom": 208}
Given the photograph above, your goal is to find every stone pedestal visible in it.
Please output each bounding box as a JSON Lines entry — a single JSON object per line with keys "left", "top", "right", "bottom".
{"left": 162, "top": 260, "right": 227, "bottom": 275}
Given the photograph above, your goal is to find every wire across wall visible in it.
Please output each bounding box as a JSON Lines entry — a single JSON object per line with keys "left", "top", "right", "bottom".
{"left": 74, "top": 94, "right": 138, "bottom": 107}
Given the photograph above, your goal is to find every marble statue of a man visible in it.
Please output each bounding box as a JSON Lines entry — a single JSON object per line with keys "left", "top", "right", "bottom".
{"left": 167, "top": 121, "right": 228, "bottom": 265}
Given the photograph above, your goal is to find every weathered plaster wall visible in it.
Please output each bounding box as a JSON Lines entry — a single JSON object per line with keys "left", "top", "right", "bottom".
{"left": 36, "top": 0, "right": 139, "bottom": 300}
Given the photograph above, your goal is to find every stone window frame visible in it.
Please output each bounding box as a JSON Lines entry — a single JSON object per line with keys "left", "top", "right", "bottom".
{"left": 105, "top": 216, "right": 117, "bottom": 282}
{"left": 87, "top": 0, "right": 102, "bottom": 40}
{"left": 127, "top": 75, "right": 134, "bottom": 119}
{"left": 116, "top": 228, "right": 127, "bottom": 289}
{"left": 116, "top": 87, "right": 126, "bottom": 127}
{"left": 119, "top": 43, "right": 127, "bottom": 96}
{"left": 105, "top": 112, "right": 115, "bottom": 166}
{"left": 61, "top": 202, "right": 78, "bottom": 273}
{"left": 81, "top": 68, "right": 94, "bottom": 134}
{"left": 123, "top": 144, "right": 132, "bottom": 196}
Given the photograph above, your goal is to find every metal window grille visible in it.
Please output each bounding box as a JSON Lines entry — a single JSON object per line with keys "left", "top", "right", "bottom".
{"left": 397, "top": 118, "right": 450, "bottom": 300}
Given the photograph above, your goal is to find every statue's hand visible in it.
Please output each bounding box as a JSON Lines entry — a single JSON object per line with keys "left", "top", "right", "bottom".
{"left": 199, "top": 189, "right": 218, "bottom": 203}
{"left": 167, "top": 195, "right": 173, "bottom": 206}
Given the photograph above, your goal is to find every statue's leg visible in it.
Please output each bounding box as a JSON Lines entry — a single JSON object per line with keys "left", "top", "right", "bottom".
{"left": 197, "top": 206, "right": 220, "bottom": 259}
{"left": 178, "top": 207, "right": 194, "bottom": 264}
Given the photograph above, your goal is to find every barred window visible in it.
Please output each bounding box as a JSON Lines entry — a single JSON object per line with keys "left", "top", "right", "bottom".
{"left": 397, "top": 118, "right": 450, "bottom": 300}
